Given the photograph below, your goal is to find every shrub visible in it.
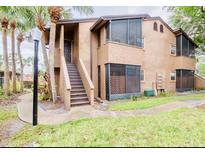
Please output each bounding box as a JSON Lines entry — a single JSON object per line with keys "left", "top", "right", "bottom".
{"left": 131, "top": 95, "right": 140, "bottom": 101}
{"left": 158, "top": 91, "right": 173, "bottom": 97}
{"left": 38, "top": 73, "right": 51, "bottom": 101}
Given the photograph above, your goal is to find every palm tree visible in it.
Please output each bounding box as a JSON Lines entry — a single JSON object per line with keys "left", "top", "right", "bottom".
{"left": 0, "top": 16, "right": 10, "bottom": 95}
{"left": 16, "top": 6, "right": 52, "bottom": 98}
{"left": 10, "top": 20, "right": 17, "bottom": 93}
{"left": 47, "top": 6, "right": 63, "bottom": 102}
{"left": 16, "top": 32, "right": 24, "bottom": 92}
{"left": 5, "top": 6, "right": 93, "bottom": 101}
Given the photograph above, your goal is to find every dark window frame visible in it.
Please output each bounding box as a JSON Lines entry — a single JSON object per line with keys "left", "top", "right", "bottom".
{"left": 106, "top": 63, "right": 141, "bottom": 100}
{"left": 170, "top": 72, "right": 176, "bottom": 81}
{"left": 153, "top": 22, "right": 158, "bottom": 31}
{"left": 105, "top": 18, "right": 143, "bottom": 47}
{"left": 160, "top": 24, "right": 164, "bottom": 33}
{"left": 176, "top": 34, "right": 196, "bottom": 57}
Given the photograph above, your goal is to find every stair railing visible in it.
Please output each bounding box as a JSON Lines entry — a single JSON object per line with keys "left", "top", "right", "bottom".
{"left": 77, "top": 58, "right": 94, "bottom": 105}
{"left": 60, "top": 57, "right": 71, "bottom": 110}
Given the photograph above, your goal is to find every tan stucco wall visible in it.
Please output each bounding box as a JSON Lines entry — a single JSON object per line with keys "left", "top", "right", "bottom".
{"left": 93, "top": 19, "right": 196, "bottom": 99}
{"left": 78, "top": 22, "right": 95, "bottom": 76}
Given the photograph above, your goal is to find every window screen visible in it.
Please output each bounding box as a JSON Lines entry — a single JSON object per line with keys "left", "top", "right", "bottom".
{"left": 111, "top": 20, "right": 128, "bottom": 44}
{"left": 182, "top": 35, "right": 189, "bottom": 56}
{"left": 108, "top": 18, "right": 142, "bottom": 47}
{"left": 110, "top": 64, "right": 140, "bottom": 95}
{"left": 129, "top": 19, "right": 142, "bottom": 46}
{"left": 126, "top": 65, "right": 140, "bottom": 93}
{"left": 106, "top": 23, "right": 110, "bottom": 41}
{"left": 176, "top": 36, "right": 181, "bottom": 56}
{"left": 110, "top": 64, "right": 126, "bottom": 94}
{"left": 189, "top": 41, "right": 195, "bottom": 56}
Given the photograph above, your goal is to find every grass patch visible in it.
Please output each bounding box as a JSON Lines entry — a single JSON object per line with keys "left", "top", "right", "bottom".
{"left": 9, "top": 108, "right": 205, "bottom": 147}
{"left": 109, "top": 93, "right": 205, "bottom": 111}
{"left": 0, "top": 105, "right": 17, "bottom": 123}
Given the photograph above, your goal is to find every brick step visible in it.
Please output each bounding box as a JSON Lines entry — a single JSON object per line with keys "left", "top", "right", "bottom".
{"left": 71, "top": 89, "right": 86, "bottom": 94}
{"left": 70, "top": 81, "right": 83, "bottom": 85}
{"left": 71, "top": 85, "right": 84, "bottom": 89}
{"left": 69, "top": 77, "right": 81, "bottom": 80}
{"left": 71, "top": 101, "right": 90, "bottom": 106}
{"left": 66, "top": 63, "right": 90, "bottom": 107}
{"left": 70, "top": 78, "right": 81, "bottom": 81}
{"left": 71, "top": 97, "right": 89, "bottom": 103}
{"left": 71, "top": 93, "right": 87, "bottom": 98}
{"left": 68, "top": 70, "right": 78, "bottom": 73}
{"left": 69, "top": 72, "right": 80, "bottom": 76}
{"left": 67, "top": 67, "right": 77, "bottom": 69}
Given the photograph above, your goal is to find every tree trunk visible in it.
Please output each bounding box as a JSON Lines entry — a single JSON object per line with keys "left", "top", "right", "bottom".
{"left": 41, "top": 31, "right": 52, "bottom": 99}
{"left": 48, "top": 22, "right": 57, "bottom": 102}
{"left": 2, "top": 27, "right": 10, "bottom": 95}
{"left": 17, "top": 40, "right": 24, "bottom": 92}
{"left": 11, "top": 27, "right": 17, "bottom": 93}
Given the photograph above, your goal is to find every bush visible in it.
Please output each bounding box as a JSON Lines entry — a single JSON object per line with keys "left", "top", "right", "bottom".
{"left": 131, "top": 95, "right": 140, "bottom": 101}
{"left": 158, "top": 91, "right": 173, "bottom": 97}
{"left": 0, "top": 87, "right": 9, "bottom": 100}
{"left": 38, "top": 73, "right": 51, "bottom": 101}
{"left": 9, "top": 80, "right": 22, "bottom": 94}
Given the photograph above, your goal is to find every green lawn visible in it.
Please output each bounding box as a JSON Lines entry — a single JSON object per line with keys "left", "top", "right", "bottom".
{"left": 0, "top": 105, "right": 17, "bottom": 123}
{"left": 9, "top": 108, "right": 205, "bottom": 147}
{"left": 109, "top": 93, "right": 205, "bottom": 111}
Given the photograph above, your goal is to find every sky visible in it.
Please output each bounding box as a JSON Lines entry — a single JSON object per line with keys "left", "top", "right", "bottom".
{"left": 0, "top": 6, "right": 170, "bottom": 74}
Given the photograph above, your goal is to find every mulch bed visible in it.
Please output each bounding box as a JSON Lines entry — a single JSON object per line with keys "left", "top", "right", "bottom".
{"left": 0, "top": 92, "right": 28, "bottom": 106}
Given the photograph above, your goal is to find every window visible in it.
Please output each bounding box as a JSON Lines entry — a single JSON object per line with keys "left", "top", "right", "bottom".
{"left": 153, "top": 22, "right": 158, "bottom": 31}
{"left": 171, "top": 44, "right": 176, "bottom": 55}
{"left": 111, "top": 20, "right": 128, "bottom": 44}
{"left": 140, "top": 70, "right": 144, "bottom": 81}
{"left": 160, "top": 24, "right": 164, "bottom": 33}
{"left": 170, "top": 72, "right": 176, "bottom": 80}
{"left": 106, "top": 18, "right": 143, "bottom": 47}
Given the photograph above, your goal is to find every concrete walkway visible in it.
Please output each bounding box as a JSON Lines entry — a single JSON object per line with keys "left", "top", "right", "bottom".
{"left": 17, "top": 93, "right": 205, "bottom": 125}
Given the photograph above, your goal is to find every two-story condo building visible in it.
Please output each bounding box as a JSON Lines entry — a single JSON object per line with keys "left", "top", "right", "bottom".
{"left": 45, "top": 14, "right": 199, "bottom": 110}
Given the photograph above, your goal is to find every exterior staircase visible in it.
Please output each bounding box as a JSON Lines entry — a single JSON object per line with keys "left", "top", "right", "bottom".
{"left": 67, "top": 63, "right": 90, "bottom": 106}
